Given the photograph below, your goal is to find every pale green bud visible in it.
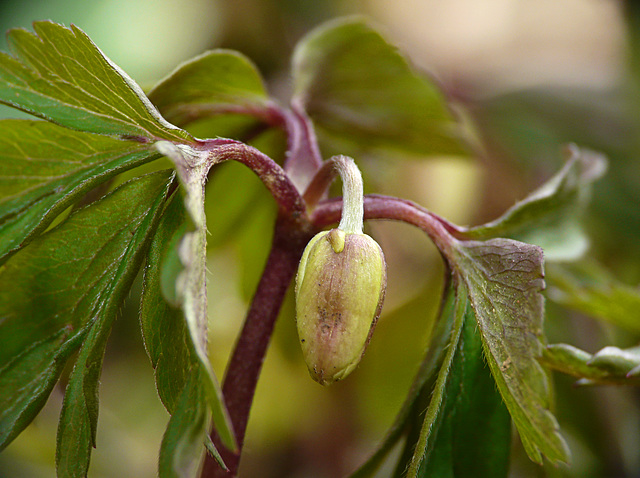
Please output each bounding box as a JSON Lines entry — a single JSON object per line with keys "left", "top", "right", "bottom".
{"left": 295, "top": 228, "right": 387, "bottom": 385}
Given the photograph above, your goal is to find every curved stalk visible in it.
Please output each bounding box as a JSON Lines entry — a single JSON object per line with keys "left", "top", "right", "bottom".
{"left": 196, "top": 139, "right": 308, "bottom": 223}
{"left": 332, "top": 156, "right": 363, "bottom": 234}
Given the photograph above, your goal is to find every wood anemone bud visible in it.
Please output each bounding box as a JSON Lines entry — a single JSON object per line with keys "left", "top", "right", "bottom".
{"left": 295, "top": 228, "right": 387, "bottom": 385}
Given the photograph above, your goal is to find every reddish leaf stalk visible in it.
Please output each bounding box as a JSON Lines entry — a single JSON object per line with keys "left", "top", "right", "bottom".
{"left": 201, "top": 217, "right": 313, "bottom": 478}
{"left": 198, "top": 139, "right": 307, "bottom": 221}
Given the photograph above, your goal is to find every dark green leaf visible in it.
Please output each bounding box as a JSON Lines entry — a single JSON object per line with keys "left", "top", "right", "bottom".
{"left": 414, "top": 283, "right": 511, "bottom": 478}
{"left": 404, "top": 286, "right": 468, "bottom": 477}
{"left": 0, "top": 21, "right": 190, "bottom": 141}
{"left": 141, "top": 191, "right": 196, "bottom": 412}
{"left": 158, "top": 373, "right": 210, "bottom": 478}
{"left": 148, "top": 50, "right": 269, "bottom": 127}
{"left": 292, "top": 18, "right": 466, "bottom": 157}
{"left": 0, "top": 170, "right": 174, "bottom": 455}
{"left": 0, "top": 325, "right": 86, "bottom": 452}
{"left": 142, "top": 192, "right": 219, "bottom": 476}
{"left": 451, "top": 238, "right": 570, "bottom": 464}
{"left": 464, "top": 144, "right": 606, "bottom": 261}
{"left": 542, "top": 343, "right": 640, "bottom": 385}
{"left": 546, "top": 260, "right": 640, "bottom": 334}
{"left": 55, "top": 171, "right": 174, "bottom": 478}
{"left": 0, "top": 119, "right": 162, "bottom": 263}
{"left": 350, "top": 281, "right": 457, "bottom": 478}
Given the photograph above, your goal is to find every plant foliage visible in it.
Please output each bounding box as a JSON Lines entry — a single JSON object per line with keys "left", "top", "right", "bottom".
{"left": 0, "top": 16, "right": 631, "bottom": 478}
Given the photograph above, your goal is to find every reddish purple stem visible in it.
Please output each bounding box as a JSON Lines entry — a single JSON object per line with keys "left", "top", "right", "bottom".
{"left": 201, "top": 218, "right": 312, "bottom": 478}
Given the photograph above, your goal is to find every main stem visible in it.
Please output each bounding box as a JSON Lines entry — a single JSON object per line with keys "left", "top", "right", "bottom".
{"left": 201, "top": 217, "right": 312, "bottom": 478}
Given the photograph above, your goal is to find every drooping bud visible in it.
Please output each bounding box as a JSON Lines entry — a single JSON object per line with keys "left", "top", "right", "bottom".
{"left": 296, "top": 156, "right": 386, "bottom": 385}
{"left": 295, "top": 228, "right": 386, "bottom": 385}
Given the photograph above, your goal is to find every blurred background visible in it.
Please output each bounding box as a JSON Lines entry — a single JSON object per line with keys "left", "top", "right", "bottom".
{"left": 0, "top": 0, "right": 639, "bottom": 477}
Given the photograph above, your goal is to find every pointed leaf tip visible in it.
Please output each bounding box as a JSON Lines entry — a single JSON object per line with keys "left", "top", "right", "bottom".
{"left": 0, "top": 21, "right": 190, "bottom": 141}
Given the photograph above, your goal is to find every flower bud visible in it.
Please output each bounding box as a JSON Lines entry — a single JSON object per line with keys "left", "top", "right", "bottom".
{"left": 295, "top": 228, "right": 386, "bottom": 385}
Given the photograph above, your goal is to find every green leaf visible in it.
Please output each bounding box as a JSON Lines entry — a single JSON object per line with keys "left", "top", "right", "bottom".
{"left": 141, "top": 192, "right": 191, "bottom": 412}
{"left": 55, "top": 171, "right": 174, "bottom": 478}
{"left": 0, "top": 119, "right": 163, "bottom": 263}
{"left": 152, "top": 141, "right": 236, "bottom": 452}
{"left": 354, "top": 279, "right": 510, "bottom": 478}
{"left": 0, "top": 21, "right": 190, "bottom": 141}
{"left": 546, "top": 260, "right": 640, "bottom": 334}
{"left": 542, "top": 343, "right": 640, "bottom": 385}
{"left": 410, "top": 282, "right": 511, "bottom": 478}
{"left": 451, "top": 238, "right": 570, "bottom": 464}
{"left": 405, "top": 286, "right": 467, "bottom": 477}
{"left": 148, "top": 50, "right": 269, "bottom": 127}
{"left": 464, "top": 144, "right": 607, "bottom": 261}
{"left": 158, "top": 373, "right": 210, "bottom": 478}
{"left": 142, "top": 192, "right": 221, "bottom": 476}
{"left": 0, "top": 325, "right": 86, "bottom": 452}
{"left": 0, "top": 169, "right": 174, "bottom": 455}
{"left": 350, "top": 281, "right": 458, "bottom": 478}
{"left": 292, "top": 17, "right": 466, "bottom": 157}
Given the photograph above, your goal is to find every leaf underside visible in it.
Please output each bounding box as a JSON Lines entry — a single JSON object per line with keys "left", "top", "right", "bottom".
{"left": 462, "top": 144, "right": 606, "bottom": 261}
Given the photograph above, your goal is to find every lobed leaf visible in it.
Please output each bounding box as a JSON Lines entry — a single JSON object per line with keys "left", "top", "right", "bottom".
{"left": 0, "top": 119, "right": 162, "bottom": 264}
{"left": 0, "top": 21, "right": 190, "bottom": 141}
{"left": 148, "top": 50, "right": 270, "bottom": 127}
{"left": 451, "top": 238, "right": 570, "bottom": 464}
{"left": 542, "top": 343, "right": 640, "bottom": 385}
{"left": 55, "top": 170, "right": 174, "bottom": 478}
{"left": 354, "top": 279, "right": 510, "bottom": 478}
{"left": 292, "top": 18, "right": 466, "bottom": 157}
{"left": 349, "top": 280, "right": 457, "bottom": 478}
{"left": 404, "top": 287, "right": 468, "bottom": 476}
{"left": 463, "top": 144, "right": 607, "bottom": 261}
{"left": 141, "top": 191, "right": 192, "bottom": 412}
{"left": 0, "top": 170, "right": 174, "bottom": 456}
{"left": 141, "top": 192, "right": 219, "bottom": 476}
